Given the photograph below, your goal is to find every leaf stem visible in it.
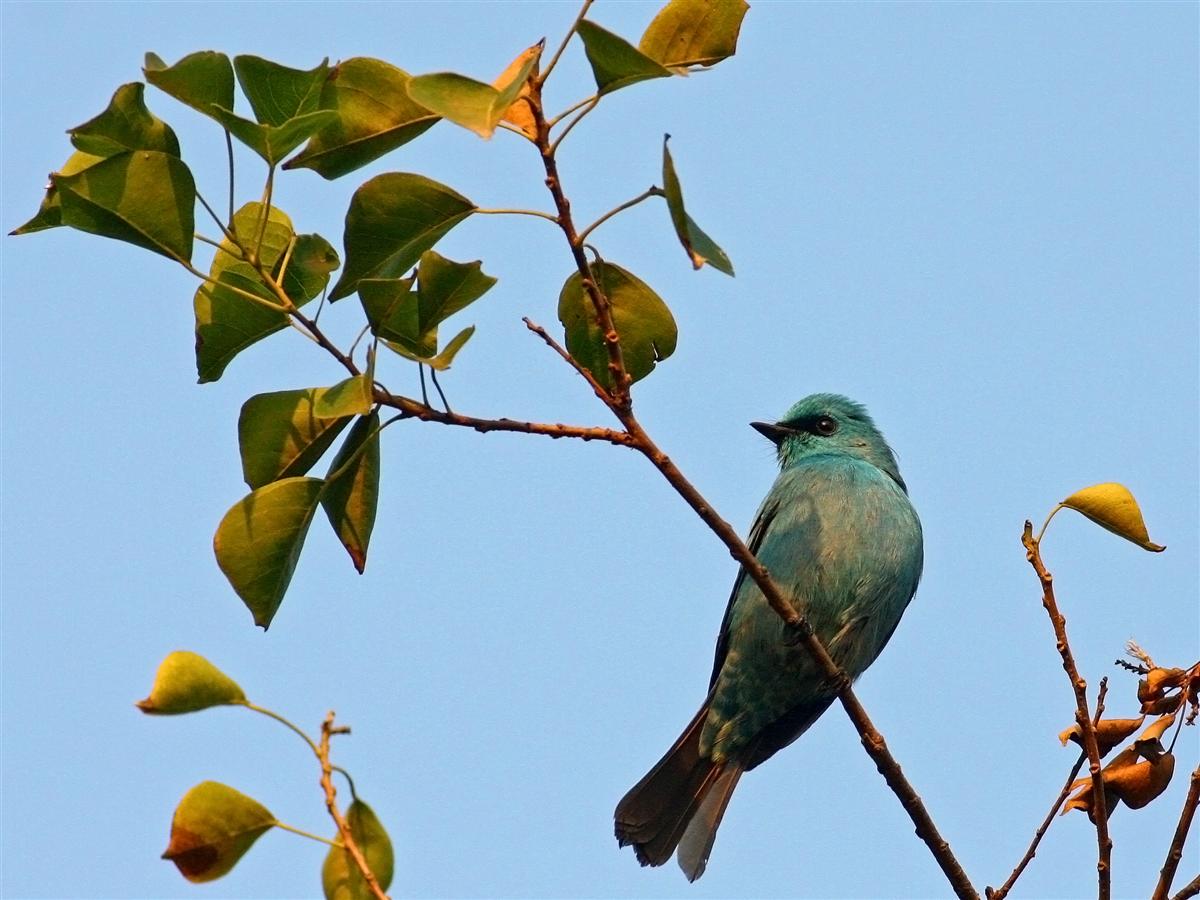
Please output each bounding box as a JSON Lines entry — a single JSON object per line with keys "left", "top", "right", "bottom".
{"left": 1021, "top": 522, "right": 1111, "bottom": 900}
{"left": 1036, "top": 503, "right": 1064, "bottom": 544}
{"left": 576, "top": 186, "right": 664, "bottom": 244}
{"left": 195, "top": 189, "right": 235, "bottom": 243}
{"left": 225, "top": 129, "right": 235, "bottom": 226}
{"left": 549, "top": 93, "right": 600, "bottom": 127}
{"left": 538, "top": 0, "right": 595, "bottom": 86}
{"left": 238, "top": 701, "right": 322, "bottom": 756}
{"left": 274, "top": 820, "right": 343, "bottom": 848}
{"left": 474, "top": 207, "right": 560, "bottom": 224}
{"left": 550, "top": 95, "right": 600, "bottom": 154}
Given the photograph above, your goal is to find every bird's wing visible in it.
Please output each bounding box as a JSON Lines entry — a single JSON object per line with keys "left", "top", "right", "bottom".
{"left": 707, "top": 496, "right": 780, "bottom": 690}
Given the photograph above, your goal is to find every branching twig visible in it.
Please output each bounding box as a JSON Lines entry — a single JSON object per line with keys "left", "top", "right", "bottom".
{"left": 1022, "top": 522, "right": 1111, "bottom": 900}
{"left": 1153, "top": 767, "right": 1200, "bottom": 900}
{"left": 987, "top": 681, "right": 1108, "bottom": 900}
{"left": 319, "top": 712, "right": 389, "bottom": 900}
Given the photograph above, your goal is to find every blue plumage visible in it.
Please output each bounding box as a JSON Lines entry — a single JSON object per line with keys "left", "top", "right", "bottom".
{"left": 615, "top": 394, "right": 923, "bottom": 880}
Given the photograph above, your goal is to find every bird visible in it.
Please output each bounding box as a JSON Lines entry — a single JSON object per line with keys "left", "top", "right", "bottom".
{"left": 614, "top": 393, "right": 923, "bottom": 881}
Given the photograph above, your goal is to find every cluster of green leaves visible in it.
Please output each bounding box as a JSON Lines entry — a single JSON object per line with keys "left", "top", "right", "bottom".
{"left": 138, "top": 652, "right": 394, "bottom": 899}
{"left": 12, "top": 1, "right": 749, "bottom": 892}
{"left": 11, "top": 0, "right": 747, "bottom": 637}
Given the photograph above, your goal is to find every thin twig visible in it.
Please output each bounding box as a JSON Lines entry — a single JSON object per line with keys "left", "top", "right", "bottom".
{"left": 373, "top": 385, "right": 634, "bottom": 446}
{"left": 538, "top": 0, "right": 594, "bottom": 86}
{"left": 319, "top": 712, "right": 389, "bottom": 900}
{"left": 987, "top": 754, "right": 1087, "bottom": 899}
{"left": 1153, "top": 767, "right": 1200, "bottom": 900}
{"left": 576, "top": 186, "right": 664, "bottom": 245}
{"left": 523, "top": 318, "right": 611, "bottom": 402}
{"left": 1022, "top": 522, "right": 1111, "bottom": 900}
{"left": 986, "top": 682, "right": 1104, "bottom": 899}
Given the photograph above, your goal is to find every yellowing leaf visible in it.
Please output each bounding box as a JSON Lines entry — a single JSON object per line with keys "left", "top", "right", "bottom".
{"left": 639, "top": 0, "right": 750, "bottom": 69}
{"left": 1061, "top": 482, "right": 1165, "bottom": 551}
{"left": 136, "top": 651, "right": 246, "bottom": 714}
{"left": 162, "top": 782, "right": 275, "bottom": 882}
{"left": 407, "top": 43, "right": 542, "bottom": 140}
{"left": 492, "top": 41, "right": 543, "bottom": 139}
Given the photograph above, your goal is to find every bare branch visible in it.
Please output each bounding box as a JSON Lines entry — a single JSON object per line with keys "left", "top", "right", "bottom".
{"left": 318, "top": 712, "right": 389, "bottom": 900}
{"left": 1022, "top": 522, "right": 1111, "bottom": 900}
{"left": 1153, "top": 766, "right": 1200, "bottom": 900}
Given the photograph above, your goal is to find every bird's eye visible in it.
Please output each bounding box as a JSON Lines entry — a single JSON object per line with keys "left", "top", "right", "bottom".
{"left": 813, "top": 416, "right": 839, "bottom": 436}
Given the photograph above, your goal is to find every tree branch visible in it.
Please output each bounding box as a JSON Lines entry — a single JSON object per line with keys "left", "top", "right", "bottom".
{"left": 1153, "top": 766, "right": 1200, "bottom": 900}
{"left": 525, "top": 44, "right": 977, "bottom": 900}
{"left": 319, "top": 712, "right": 389, "bottom": 900}
{"left": 1174, "top": 874, "right": 1200, "bottom": 900}
{"left": 1021, "top": 522, "right": 1111, "bottom": 900}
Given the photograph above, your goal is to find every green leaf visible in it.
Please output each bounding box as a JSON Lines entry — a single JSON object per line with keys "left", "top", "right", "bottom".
{"left": 329, "top": 173, "right": 475, "bottom": 300}
{"left": 1061, "top": 483, "right": 1166, "bottom": 552}
{"left": 661, "top": 135, "right": 733, "bottom": 275}
{"left": 162, "top": 782, "right": 275, "bottom": 883}
{"left": 211, "top": 106, "right": 339, "bottom": 166}
{"left": 238, "top": 387, "right": 354, "bottom": 489}
{"left": 213, "top": 477, "right": 325, "bottom": 628}
{"left": 280, "top": 232, "right": 340, "bottom": 303}
{"left": 321, "top": 412, "right": 381, "bottom": 574}
{"left": 387, "top": 324, "right": 475, "bottom": 371}
{"left": 357, "top": 277, "right": 421, "bottom": 346}
{"left": 10, "top": 149, "right": 105, "bottom": 235}
{"left": 68, "top": 82, "right": 180, "bottom": 158}
{"left": 234, "top": 55, "right": 329, "bottom": 126}
{"left": 136, "top": 651, "right": 246, "bottom": 714}
{"left": 406, "top": 43, "right": 541, "bottom": 139}
{"left": 321, "top": 799, "right": 394, "bottom": 900}
{"left": 639, "top": 0, "right": 750, "bottom": 68}
{"left": 576, "top": 20, "right": 672, "bottom": 95}
{"left": 194, "top": 203, "right": 310, "bottom": 383}
{"left": 144, "top": 51, "right": 236, "bottom": 122}
{"left": 284, "top": 57, "right": 440, "bottom": 179}
{"left": 54, "top": 150, "right": 195, "bottom": 262}
{"left": 313, "top": 375, "right": 374, "bottom": 418}
{"left": 415, "top": 250, "right": 497, "bottom": 329}
{"left": 557, "top": 261, "right": 677, "bottom": 389}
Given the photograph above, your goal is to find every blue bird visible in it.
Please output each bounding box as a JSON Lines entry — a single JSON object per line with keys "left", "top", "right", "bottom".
{"left": 614, "top": 394, "right": 923, "bottom": 880}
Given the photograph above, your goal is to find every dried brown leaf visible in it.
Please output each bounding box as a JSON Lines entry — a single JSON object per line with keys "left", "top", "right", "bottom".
{"left": 1059, "top": 716, "right": 1147, "bottom": 757}
{"left": 1105, "top": 751, "right": 1176, "bottom": 809}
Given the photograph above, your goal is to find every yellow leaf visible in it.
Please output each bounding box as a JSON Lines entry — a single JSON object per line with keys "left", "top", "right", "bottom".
{"left": 1060, "top": 482, "right": 1165, "bottom": 551}
{"left": 492, "top": 41, "right": 542, "bottom": 140}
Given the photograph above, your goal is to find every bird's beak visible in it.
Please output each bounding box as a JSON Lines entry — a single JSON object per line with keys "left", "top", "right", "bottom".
{"left": 751, "top": 421, "right": 794, "bottom": 446}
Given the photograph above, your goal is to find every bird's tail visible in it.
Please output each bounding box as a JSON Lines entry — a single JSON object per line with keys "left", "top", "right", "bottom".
{"left": 614, "top": 703, "right": 745, "bottom": 881}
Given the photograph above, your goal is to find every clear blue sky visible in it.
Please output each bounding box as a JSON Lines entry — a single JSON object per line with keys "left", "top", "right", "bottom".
{"left": 2, "top": 2, "right": 1197, "bottom": 898}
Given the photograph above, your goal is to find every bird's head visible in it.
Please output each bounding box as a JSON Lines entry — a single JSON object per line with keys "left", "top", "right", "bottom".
{"left": 752, "top": 393, "right": 906, "bottom": 490}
